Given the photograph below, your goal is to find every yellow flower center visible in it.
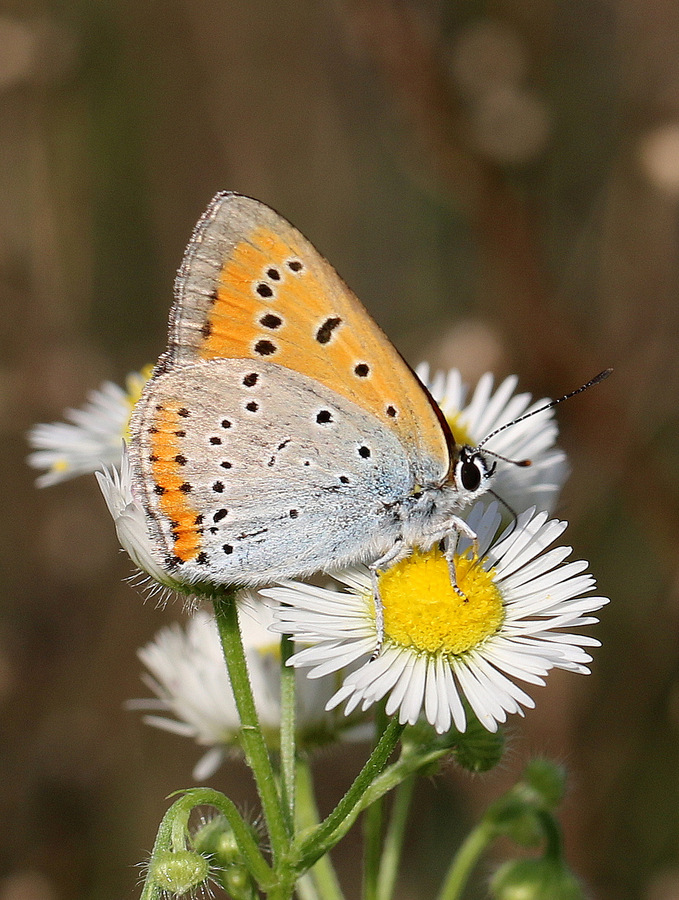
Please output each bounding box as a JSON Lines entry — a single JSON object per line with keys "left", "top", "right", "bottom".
{"left": 123, "top": 365, "right": 154, "bottom": 442}
{"left": 446, "top": 413, "right": 474, "bottom": 448}
{"left": 378, "top": 546, "right": 504, "bottom": 656}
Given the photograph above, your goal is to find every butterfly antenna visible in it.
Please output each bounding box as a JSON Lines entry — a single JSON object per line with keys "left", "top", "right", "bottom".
{"left": 477, "top": 368, "right": 613, "bottom": 451}
{"left": 482, "top": 448, "right": 532, "bottom": 468}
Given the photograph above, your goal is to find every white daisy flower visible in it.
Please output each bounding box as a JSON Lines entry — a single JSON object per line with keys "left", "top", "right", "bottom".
{"left": 27, "top": 367, "right": 151, "bottom": 486}
{"left": 95, "top": 446, "right": 184, "bottom": 592}
{"left": 132, "top": 605, "right": 370, "bottom": 780}
{"left": 416, "top": 364, "right": 568, "bottom": 515}
{"left": 264, "top": 503, "right": 608, "bottom": 735}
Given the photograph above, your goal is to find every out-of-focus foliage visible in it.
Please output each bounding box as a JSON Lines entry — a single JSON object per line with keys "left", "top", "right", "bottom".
{"left": 2, "top": 2, "right": 678, "bottom": 899}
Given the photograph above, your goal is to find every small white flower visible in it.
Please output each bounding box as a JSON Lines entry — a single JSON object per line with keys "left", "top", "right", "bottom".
{"left": 416, "top": 364, "right": 568, "bottom": 515}
{"left": 264, "top": 503, "right": 608, "bottom": 735}
{"left": 132, "top": 604, "right": 370, "bottom": 780}
{"left": 96, "top": 446, "right": 182, "bottom": 591}
{"left": 27, "top": 368, "right": 151, "bottom": 486}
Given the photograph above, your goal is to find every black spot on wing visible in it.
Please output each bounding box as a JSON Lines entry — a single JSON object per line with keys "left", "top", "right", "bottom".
{"left": 260, "top": 313, "right": 282, "bottom": 329}
{"left": 254, "top": 339, "right": 277, "bottom": 356}
{"left": 316, "top": 317, "right": 342, "bottom": 344}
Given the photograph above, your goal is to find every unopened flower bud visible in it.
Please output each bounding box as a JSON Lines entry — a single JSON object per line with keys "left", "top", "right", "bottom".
{"left": 491, "top": 857, "right": 586, "bottom": 900}
{"left": 520, "top": 758, "right": 567, "bottom": 811}
{"left": 149, "top": 849, "right": 210, "bottom": 895}
{"left": 452, "top": 712, "right": 505, "bottom": 773}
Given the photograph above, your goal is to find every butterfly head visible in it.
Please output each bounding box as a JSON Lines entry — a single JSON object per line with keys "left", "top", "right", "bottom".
{"left": 450, "top": 444, "right": 497, "bottom": 504}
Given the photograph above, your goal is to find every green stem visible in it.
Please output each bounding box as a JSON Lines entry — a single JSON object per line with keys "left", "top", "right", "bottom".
{"left": 266, "top": 880, "right": 298, "bottom": 900}
{"left": 436, "top": 820, "right": 494, "bottom": 900}
{"left": 376, "top": 776, "right": 416, "bottom": 900}
{"left": 280, "top": 633, "right": 296, "bottom": 833}
{"left": 363, "top": 707, "right": 389, "bottom": 900}
{"left": 296, "top": 760, "right": 346, "bottom": 900}
{"left": 212, "top": 593, "right": 288, "bottom": 862}
{"left": 538, "top": 810, "right": 563, "bottom": 861}
{"left": 362, "top": 798, "right": 383, "bottom": 900}
{"left": 296, "top": 719, "right": 405, "bottom": 871}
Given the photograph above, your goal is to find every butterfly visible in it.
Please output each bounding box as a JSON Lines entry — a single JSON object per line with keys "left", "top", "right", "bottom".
{"left": 128, "top": 193, "right": 506, "bottom": 625}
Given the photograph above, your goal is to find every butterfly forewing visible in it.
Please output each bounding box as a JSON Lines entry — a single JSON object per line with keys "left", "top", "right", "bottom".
{"left": 164, "top": 193, "right": 450, "bottom": 482}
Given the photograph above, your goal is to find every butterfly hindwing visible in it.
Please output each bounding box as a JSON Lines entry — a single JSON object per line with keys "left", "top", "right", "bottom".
{"left": 130, "top": 359, "right": 413, "bottom": 583}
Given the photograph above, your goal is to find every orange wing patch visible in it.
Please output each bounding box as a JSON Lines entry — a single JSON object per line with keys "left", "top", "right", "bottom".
{"left": 166, "top": 193, "right": 451, "bottom": 479}
{"left": 198, "top": 227, "right": 420, "bottom": 434}
{"left": 147, "top": 405, "right": 202, "bottom": 563}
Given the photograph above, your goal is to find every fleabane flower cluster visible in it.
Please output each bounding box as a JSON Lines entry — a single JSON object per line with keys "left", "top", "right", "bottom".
{"left": 28, "top": 363, "right": 606, "bottom": 742}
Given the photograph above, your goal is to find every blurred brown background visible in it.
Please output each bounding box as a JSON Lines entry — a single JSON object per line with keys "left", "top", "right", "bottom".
{"left": 2, "top": 0, "right": 679, "bottom": 898}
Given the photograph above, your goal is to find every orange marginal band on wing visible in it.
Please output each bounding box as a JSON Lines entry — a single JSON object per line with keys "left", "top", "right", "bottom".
{"left": 148, "top": 405, "right": 202, "bottom": 563}
{"left": 201, "top": 237, "right": 266, "bottom": 359}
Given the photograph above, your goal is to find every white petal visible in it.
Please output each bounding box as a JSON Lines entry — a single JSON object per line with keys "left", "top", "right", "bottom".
{"left": 399, "top": 656, "right": 428, "bottom": 725}
{"left": 192, "top": 747, "right": 226, "bottom": 781}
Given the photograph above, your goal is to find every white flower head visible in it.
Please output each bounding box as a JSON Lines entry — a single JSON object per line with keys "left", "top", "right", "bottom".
{"left": 27, "top": 368, "right": 151, "bottom": 486}
{"left": 132, "top": 603, "right": 370, "bottom": 780}
{"left": 264, "top": 502, "right": 608, "bottom": 736}
{"left": 416, "top": 364, "right": 568, "bottom": 515}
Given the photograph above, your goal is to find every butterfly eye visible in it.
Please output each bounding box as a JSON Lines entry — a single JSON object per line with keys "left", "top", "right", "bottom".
{"left": 460, "top": 460, "right": 482, "bottom": 492}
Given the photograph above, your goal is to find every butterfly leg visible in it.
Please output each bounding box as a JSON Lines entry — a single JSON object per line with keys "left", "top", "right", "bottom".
{"left": 443, "top": 517, "right": 479, "bottom": 602}
{"left": 369, "top": 540, "right": 412, "bottom": 655}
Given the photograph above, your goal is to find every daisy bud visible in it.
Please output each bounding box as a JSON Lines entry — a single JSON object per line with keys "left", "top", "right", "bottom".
{"left": 149, "top": 849, "right": 210, "bottom": 895}
{"left": 222, "top": 865, "right": 256, "bottom": 899}
{"left": 449, "top": 711, "right": 505, "bottom": 773}
{"left": 490, "top": 857, "right": 586, "bottom": 900}
{"left": 193, "top": 816, "right": 258, "bottom": 899}
{"left": 519, "top": 758, "right": 567, "bottom": 811}
{"left": 193, "top": 815, "right": 254, "bottom": 867}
